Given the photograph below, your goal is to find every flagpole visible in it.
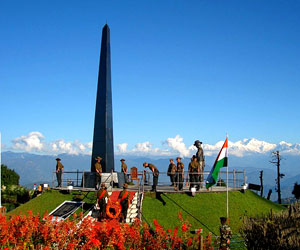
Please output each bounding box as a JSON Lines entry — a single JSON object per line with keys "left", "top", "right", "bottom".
{"left": 226, "top": 134, "right": 229, "bottom": 224}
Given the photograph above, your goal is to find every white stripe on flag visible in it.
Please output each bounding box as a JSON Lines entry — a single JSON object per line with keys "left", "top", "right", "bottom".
{"left": 218, "top": 147, "right": 228, "bottom": 161}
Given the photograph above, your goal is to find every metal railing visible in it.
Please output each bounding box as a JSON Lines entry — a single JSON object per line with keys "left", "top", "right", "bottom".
{"left": 52, "top": 168, "right": 246, "bottom": 189}
{"left": 52, "top": 170, "right": 115, "bottom": 191}
{"left": 52, "top": 170, "right": 84, "bottom": 188}
{"left": 140, "top": 169, "right": 246, "bottom": 192}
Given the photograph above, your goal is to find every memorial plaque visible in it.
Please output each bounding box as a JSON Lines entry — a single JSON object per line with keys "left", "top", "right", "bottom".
{"left": 49, "top": 201, "right": 84, "bottom": 220}
{"left": 248, "top": 183, "right": 261, "bottom": 191}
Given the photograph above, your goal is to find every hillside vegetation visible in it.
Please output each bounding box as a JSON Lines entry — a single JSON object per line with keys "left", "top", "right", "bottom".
{"left": 142, "top": 190, "right": 285, "bottom": 236}
{"left": 7, "top": 189, "right": 97, "bottom": 216}
{"left": 7, "top": 189, "right": 285, "bottom": 239}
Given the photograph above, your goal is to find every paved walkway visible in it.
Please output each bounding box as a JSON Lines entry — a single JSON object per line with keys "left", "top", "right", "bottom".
{"left": 52, "top": 185, "right": 242, "bottom": 193}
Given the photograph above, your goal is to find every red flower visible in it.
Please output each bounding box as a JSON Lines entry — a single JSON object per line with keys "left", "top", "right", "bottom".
{"left": 181, "top": 224, "right": 188, "bottom": 232}
{"left": 89, "top": 238, "right": 101, "bottom": 247}
{"left": 0, "top": 209, "right": 215, "bottom": 249}
{"left": 178, "top": 211, "right": 183, "bottom": 220}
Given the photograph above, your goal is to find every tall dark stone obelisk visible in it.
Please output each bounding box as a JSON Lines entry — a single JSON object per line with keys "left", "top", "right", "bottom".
{"left": 91, "top": 24, "right": 114, "bottom": 173}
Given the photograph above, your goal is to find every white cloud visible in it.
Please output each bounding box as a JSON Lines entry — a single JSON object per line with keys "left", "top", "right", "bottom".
{"left": 118, "top": 136, "right": 300, "bottom": 157}
{"left": 11, "top": 132, "right": 91, "bottom": 155}
{"left": 49, "top": 139, "right": 90, "bottom": 155}
{"left": 12, "top": 132, "right": 45, "bottom": 152}
{"left": 164, "top": 135, "right": 191, "bottom": 157}
{"left": 9, "top": 132, "right": 300, "bottom": 157}
{"left": 133, "top": 142, "right": 153, "bottom": 153}
{"left": 117, "top": 143, "right": 128, "bottom": 153}
{"left": 116, "top": 141, "right": 170, "bottom": 156}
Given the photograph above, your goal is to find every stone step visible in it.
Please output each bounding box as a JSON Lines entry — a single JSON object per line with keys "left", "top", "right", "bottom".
{"left": 128, "top": 207, "right": 137, "bottom": 212}
{"left": 127, "top": 210, "right": 137, "bottom": 215}
{"left": 129, "top": 213, "right": 138, "bottom": 218}
{"left": 126, "top": 217, "right": 137, "bottom": 224}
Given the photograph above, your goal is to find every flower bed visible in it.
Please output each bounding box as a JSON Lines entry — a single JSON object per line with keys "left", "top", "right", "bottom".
{"left": 0, "top": 211, "right": 214, "bottom": 249}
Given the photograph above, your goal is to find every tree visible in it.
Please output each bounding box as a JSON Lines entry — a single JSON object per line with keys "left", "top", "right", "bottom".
{"left": 270, "top": 151, "right": 284, "bottom": 204}
{"left": 259, "top": 170, "right": 263, "bottom": 197}
{"left": 1, "top": 164, "right": 20, "bottom": 186}
{"left": 292, "top": 182, "right": 300, "bottom": 200}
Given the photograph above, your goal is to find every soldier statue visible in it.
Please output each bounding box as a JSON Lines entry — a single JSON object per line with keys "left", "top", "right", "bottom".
{"left": 96, "top": 183, "right": 109, "bottom": 222}
{"left": 175, "top": 157, "right": 184, "bottom": 191}
{"left": 55, "top": 158, "right": 64, "bottom": 187}
{"left": 120, "top": 159, "right": 128, "bottom": 184}
{"left": 118, "top": 183, "right": 130, "bottom": 222}
{"left": 219, "top": 217, "right": 232, "bottom": 250}
{"left": 94, "top": 156, "right": 103, "bottom": 190}
{"left": 194, "top": 140, "right": 205, "bottom": 187}
{"left": 167, "top": 158, "right": 176, "bottom": 186}
{"left": 189, "top": 155, "right": 200, "bottom": 190}
{"left": 143, "top": 162, "right": 159, "bottom": 192}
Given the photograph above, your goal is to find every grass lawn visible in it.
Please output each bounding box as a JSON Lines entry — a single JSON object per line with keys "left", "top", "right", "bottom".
{"left": 142, "top": 190, "right": 285, "bottom": 236}
{"left": 6, "top": 188, "right": 285, "bottom": 244}
{"left": 7, "top": 189, "right": 98, "bottom": 216}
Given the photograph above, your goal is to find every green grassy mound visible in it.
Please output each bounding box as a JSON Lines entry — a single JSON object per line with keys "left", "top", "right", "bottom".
{"left": 7, "top": 189, "right": 97, "bottom": 216}
{"left": 142, "top": 190, "right": 285, "bottom": 236}
{"left": 7, "top": 189, "right": 285, "bottom": 240}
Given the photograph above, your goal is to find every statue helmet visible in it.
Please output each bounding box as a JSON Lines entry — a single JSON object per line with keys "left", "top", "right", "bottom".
{"left": 194, "top": 140, "right": 202, "bottom": 146}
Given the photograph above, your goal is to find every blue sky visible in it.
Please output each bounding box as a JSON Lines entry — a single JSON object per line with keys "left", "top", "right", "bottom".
{"left": 1, "top": 0, "right": 300, "bottom": 155}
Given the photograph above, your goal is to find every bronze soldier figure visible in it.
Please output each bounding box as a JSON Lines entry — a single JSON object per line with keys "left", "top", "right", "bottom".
{"left": 176, "top": 157, "right": 184, "bottom": 191}
{"left": 187, "top": 156, "right": 193, "bottom": 189}
{"left": 55, "top": 158, "right": 64, "bottom": 187}
{"left": 189, "top": 155, "right": 200, "bottom": 190}
{"left": 96, "top": 183, "right": 109, "bottom": 221}
{"left": 167, "top": 158, "right": 176, "bottom": 186}
{"left": 143, "top": 162, "right": 159, "bottom": 192}
{"left": 95, "top": 156, "right": 103, "bottom": 190}
{"left": 120, "top": 159, "right": 128, "bottom": 184}
{"left": 118, "top": 183, "right": 130, "bottom": 223}
{"left": 194, "top": 140, "right": 205, "bottom": 188}
{"left": 219, "top": 217, "right": 232, "bottom": 250}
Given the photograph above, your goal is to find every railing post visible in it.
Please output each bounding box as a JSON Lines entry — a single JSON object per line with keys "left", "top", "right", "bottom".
{"left": 198, "top": 235, "right": 203, "bottom": 250}
{"left": 76, "top": 169, "right": 79, "bottom": 187}
{"left": 236, "top": 171, "right": 239, "bottom": 187}
{"left": 243, "top": 169, "right": 246, "bottom": 185}
{"left": 82, "top": 171, "right": 85, "bottom": 188}
{"left": 52, "top": 171, "right": 55, "bottom": 188}
{"left": 233, "top": 169, "right": 235, "bottom": 188}
{"left": 137, "top": 174, "right": 141, "bottom": 220}
{"left": 110, "top": 169, "right": 113, "bottom": 192}
{"left": 142, "top": 170, "right": 145, "bottom": 194}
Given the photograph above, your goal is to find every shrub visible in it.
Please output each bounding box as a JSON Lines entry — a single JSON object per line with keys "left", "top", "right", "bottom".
{"left": 292, "top": 182, "right": 300, "bottom": 200}
{"left": 1, "top": 164, "right": 20, "bottom": 186}
{"left": 241, "top": 202, "right": 300, "bottom": 249}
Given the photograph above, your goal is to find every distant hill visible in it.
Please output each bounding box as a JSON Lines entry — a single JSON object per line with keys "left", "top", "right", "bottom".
{"left": 2, "top": 151, "right": 299, "bottom": 200}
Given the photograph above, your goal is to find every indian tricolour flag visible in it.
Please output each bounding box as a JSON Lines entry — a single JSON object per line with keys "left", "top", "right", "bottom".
{"left": 206, "top": 137, "right": 228, "bottom": 189}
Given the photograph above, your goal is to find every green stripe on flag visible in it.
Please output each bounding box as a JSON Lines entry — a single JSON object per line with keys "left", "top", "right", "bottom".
{"left": 206, "top": 157, "right": 227, "bottom": 189}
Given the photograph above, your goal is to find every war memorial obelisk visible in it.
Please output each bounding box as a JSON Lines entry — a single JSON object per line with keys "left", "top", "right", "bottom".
{"left": 91, "top": 24, "right": 115, "bottom": 173}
